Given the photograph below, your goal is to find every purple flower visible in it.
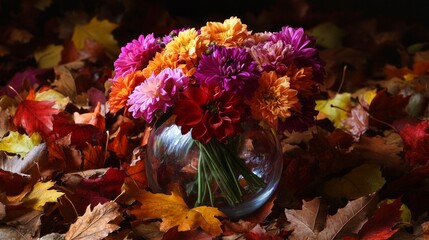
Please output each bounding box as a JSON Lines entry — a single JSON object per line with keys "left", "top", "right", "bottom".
{"left": 112, "top": 34, "right": 161, "bottom": 81}
{"left": 271, "top": 26, "right": 325, "bottom": 83}
{"left": 127, "top": 68, "right": 189, "bottom": 123}
{"left": 194, "top": 45, "right": 261, "bottom": 98}
{"left": 278, "top": 96, "right": 318, "bottom": 133}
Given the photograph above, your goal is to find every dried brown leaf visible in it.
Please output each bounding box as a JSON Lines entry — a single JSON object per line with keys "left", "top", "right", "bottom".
{"left": 65, "top": 201, "right": 121, "bottom": 240}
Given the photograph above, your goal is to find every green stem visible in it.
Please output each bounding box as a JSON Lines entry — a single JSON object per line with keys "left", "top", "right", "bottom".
{"left": 194, "top": 138, "right": 266, "bottom": 206}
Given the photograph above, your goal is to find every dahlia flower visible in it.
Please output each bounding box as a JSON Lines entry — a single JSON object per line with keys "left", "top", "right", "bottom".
{"left": 174, "top": 86, "right": 244, "bottom": 143}
{"left": 112, "top": 34, "right": 161, "bottom": 81}
{"left": 194, "top": 45, "right": 261, "bottom": 98}
{"left": 127, "top": 68, "right": 189, "bottom": 123}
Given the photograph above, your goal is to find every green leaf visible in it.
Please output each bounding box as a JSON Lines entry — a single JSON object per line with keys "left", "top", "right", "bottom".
{"left": 323, "top": 164, "right": 386, "bottom": 201}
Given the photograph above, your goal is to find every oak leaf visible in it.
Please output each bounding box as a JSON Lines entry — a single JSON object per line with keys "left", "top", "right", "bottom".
{"left": 0, "top": 131, "right": 42, "bottom": 157}
{"left": 72, "top": 17, "right": 119, "bottom": 55}
{"left": 22, "top": 181, "right": 65, "bottom": 211}
{"left": 285, "top": 193, "right": 378, "bottom": 240}
{"left": 128, "top": 185, "right": 226, "bottom": 236}
{"left": 13, "top": 99, "right": 59, "bottom": 138}
{"left": 65, "top": 201, "right": 121, "bottom": 240}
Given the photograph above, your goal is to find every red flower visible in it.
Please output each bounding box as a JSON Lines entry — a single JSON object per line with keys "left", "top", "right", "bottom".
{"left": 174, "top": 85, "right": 244, "bottom": 143}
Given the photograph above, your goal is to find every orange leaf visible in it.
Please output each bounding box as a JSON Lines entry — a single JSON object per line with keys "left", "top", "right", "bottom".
{"left": 123, "top": 160, "right": 147, "bottom": 189}
{"left": 13, "top": 99, "right": 59, "bottom": 138}
{"left": 83, "top": 144, "right": 107, "bottom": 170}
{"left": 73, "top": 101, "right": 105, "bottom": 131}
{"left": 107, "top": 116, "right": 135, "bottom": 158}
{"left": 126, "top": 184, "right": 225, "bottom": 236}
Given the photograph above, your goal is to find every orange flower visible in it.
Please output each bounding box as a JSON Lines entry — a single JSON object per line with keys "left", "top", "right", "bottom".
{"left": 197, "top": 17, "right": 251, "bottom": 55}
{"left": 250, "top": 71, "right": 299, "bottom": 128}
{"left": 143, "top": 52, "right": 196, "bottom": 78}
{"left": 108, "top": 71, "right": 145, "bottom": 114}
{"left": 288, "top": 65, "right": 317, "bottom": 97}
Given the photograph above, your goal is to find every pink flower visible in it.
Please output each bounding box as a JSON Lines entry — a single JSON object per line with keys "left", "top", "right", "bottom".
{"left": 112, "top": 34, "right": 161, "bottom": 81}
{"left": 127, "top": 68, "right": 189, "bottom": 123}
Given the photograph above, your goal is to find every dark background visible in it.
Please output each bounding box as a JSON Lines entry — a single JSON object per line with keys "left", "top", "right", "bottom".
{"left": 1, "top": 0, "right": 428, "bottom": 86}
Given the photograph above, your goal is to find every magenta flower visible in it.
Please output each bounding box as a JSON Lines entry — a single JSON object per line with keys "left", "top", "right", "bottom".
{"left": 249, "top": 39, "right": 294, "bottom": 75}
{"left": 271, "top": 26, "right": 325, "bottom": 83}
{"left": 194, "top": 45, "right": 261, "bottom": 98}
{"left": 112, "top": 34, "right": 161, "bottom": 81}
{"left": 127, "top": 68, "right": 189, "bottom": 123}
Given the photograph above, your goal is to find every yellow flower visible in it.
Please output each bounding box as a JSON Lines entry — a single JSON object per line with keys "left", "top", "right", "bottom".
{"left": 164, "top": 28, "right": 198, "bottom": 62}
{"left": 250, "top": 71, "right": 299, "bottom": 128}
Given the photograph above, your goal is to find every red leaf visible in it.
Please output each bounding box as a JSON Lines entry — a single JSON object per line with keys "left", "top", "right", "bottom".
{"left": 399, "top": 120, "right": 429, "bottom": 166}
{"left": 78, "top": 168, "right": 126, "bottom": 201}
{"left": 368, "top": 89, "right": 410, "bottom": 129}
{"left": 0, "top": 169, "right": 32, "bottom": 196}
{"left": 52, "top": 115, "right": 106, "bottom": 150}
{"left": 357, "top": 198, "right": 402, "bottom": 240}
{"left": 13, "top": 99, "right": 59, "bottom": 138}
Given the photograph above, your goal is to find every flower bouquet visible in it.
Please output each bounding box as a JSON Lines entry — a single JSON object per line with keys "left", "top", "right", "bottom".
{"left": 108, "top": 16, "right": 324, "bottom": 218}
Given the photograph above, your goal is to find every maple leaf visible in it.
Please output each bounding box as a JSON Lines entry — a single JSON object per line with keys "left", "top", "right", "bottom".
{"left": 0, "top": 168, "right": 32, "bottom": 197}
{"left": 284, "top": 193, "right": 378, "bottom": 240}
{"left": 72, "top": 17, "right": 119, "bottom": 56}
{"left": 315, "top": 92, "right": 352, "bottom": 128}
{"left": 400, "top": 120, "right": 429, "bottom": 167}
{"left": 0, "top": 67, "right": 46, "bottom": 97}
{"left": 33, "top": 44, "right": 63, "bottom": 68}
{"left": 107, "top": 115, "right": 135, "bottom": 159}
{"left": 65, "top": 201, "right": 121, "bottom": 240}
{"left": 126, "top": 184, "right": 226, "bottom": 236}
{"left": 323, "top": 164, "right": 386, "bottom": 202}
{"left": 44, "top": 134, "right": 82, "bottom": 176}
{"left": 22, "top": 181, "right": 65, "bottom": 211}
{"left": 13, "top": 99, "right": 59, "bottom": 138}
{"left": 0, "top": 131, "right": 42, "bottom": 157}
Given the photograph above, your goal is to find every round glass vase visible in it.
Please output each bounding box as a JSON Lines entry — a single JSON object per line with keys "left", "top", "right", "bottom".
{"left": 145, "top": 116, "right": 283, "bottom": 219}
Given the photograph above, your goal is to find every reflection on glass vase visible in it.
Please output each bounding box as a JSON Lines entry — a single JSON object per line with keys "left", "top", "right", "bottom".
{"left": 145, "top": 116, "right": 283, "bottom": 219}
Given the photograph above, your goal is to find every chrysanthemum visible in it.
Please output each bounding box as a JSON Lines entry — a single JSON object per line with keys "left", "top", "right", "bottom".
{"left": 164, "top": 28, "right": 199, "bottom": 62}
{"left": 142, "top": 52, "right": 179, "bottom": 78}
{"left": 278, "top": 96, "right": 318, "bottom": 133}
{"left": 174, "top": 86, "right": 244, "bottom": 143}
{"left": 250, "top": 71, "right": 299, "bottom": 129}
{"left": 108, "top": 71, "right": 145, "bottom": 113}
{"left": 127, "top": 68, "right": 189, "bottom": 123}
{"left": 160, "top": 28, "right": 188, "bottom": 46}
{"left": 194, "top": 45, "right": 261, "bottom": 98}
{"left": 249, "top": 39, "right": 294, "bottom": 74}
{"left": 112, "top": 34, "right": 161, "bottom": 81}
{"left": 197, "top": 16, "right": 250, "bottom": 56}
{"left": 270, "top": 26, "right": 325, "bottom": 83}
{"left": 287, "top": 65, "right": 318, "bottom": 97}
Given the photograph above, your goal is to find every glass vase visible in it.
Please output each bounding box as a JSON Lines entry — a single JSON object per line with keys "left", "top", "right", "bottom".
{"left": 145, "top": 116, "right": 283, "bottom": 219}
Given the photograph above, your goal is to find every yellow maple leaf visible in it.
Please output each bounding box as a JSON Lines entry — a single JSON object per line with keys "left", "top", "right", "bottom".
{"left": 315, "top": 93, "right": 352, "bottom": 128}
{"left": 72, "top": 17, "right": 119, "bottom": 55}
{"left": 33, "top": 44, "right": 63, "bottom": 68}
{"left": 22, "top": 181, "right": 64, "bottom": 211}
{"left": 127, "top": 184, "right": 225, "bottom": 236}
{"left": 0, "top": 131, "right": 42, "bottom": 157}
